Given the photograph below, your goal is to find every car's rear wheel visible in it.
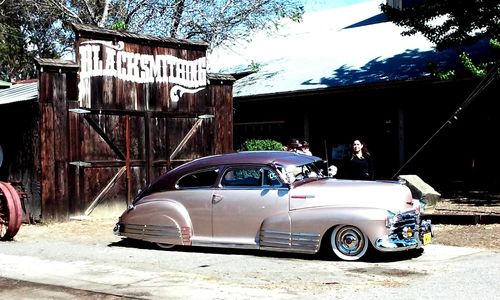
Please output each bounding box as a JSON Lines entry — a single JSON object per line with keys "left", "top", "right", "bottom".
{"left": 330, "top": 225, "right": 369, "bottom": 261}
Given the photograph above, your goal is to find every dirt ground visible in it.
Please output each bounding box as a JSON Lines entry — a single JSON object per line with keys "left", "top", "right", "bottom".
{"left": 429, "top": 195, "right": 500, "bottom": 250}
{"left": 10, "top": 193, "right": 500, "bottom": 251}
{"left": 432, "top": 223, "right": 500, "bottom": 250}
{"left": 13, "top": 217, "right": 500, "bottom": 252}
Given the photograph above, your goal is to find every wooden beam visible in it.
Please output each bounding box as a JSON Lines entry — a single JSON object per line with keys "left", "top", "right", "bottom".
{"left": 169, "top": 118, "right": 204, "bottom": 161}
{"left": 84, "top": 166, "right": 126, "bottom": 216}
{"left": 125, "top": 115, "right": 131, "bottom": 205}
{"left": 83, "top": 115, "right": 126, "bottom": 160}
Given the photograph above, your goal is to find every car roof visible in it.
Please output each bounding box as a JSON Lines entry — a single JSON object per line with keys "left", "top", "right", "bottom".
{"left": 137, "top": 151, "right": 322, "bottom": 199}
{"left": 179, "top": 151, "right": 320, "bottom": 169}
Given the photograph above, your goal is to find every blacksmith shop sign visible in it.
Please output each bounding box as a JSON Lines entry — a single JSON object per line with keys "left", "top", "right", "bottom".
{"left": 78, "top": 40, "right": 207, "bottom": 107}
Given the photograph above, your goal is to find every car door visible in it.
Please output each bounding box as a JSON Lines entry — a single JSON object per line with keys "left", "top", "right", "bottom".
{"left": 211, "top": 166, "right": 289, "bottom": 246}
{"left": 174, "top": 167, "right": 219, "bottom": 242}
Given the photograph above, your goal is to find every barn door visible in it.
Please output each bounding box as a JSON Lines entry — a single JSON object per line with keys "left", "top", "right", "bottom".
{"left": 68, "top": 109, "right": 214, "bottom": 216}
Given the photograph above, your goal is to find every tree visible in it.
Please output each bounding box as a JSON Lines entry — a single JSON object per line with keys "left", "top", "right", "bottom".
{"left": 0, "top": 0, "right": 70, "bottom": 80}
{"left": 380, "top": 0, "right": 499, "bottom": 78}
{"left": 39, "top": 0, "right": 303, "bottom": 48}
{"left": 0, "top": 0, "right": 303, "bottom": 81}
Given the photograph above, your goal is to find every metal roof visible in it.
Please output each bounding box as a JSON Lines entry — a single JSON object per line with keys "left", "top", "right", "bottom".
{"left": 0, "top": 82, "right": 38, "bottom": 105}
{"left": 208, "top": 1, "right": 494, "bottom": 98}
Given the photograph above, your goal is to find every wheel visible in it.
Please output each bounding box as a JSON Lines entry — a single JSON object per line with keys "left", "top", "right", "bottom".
{"left": 156, "top": 243, "right": 175, "bottom": 249}
{"left": 0, "top": 182, "right": 22, "bottom": 241}
{"left": 330, "top": 225, "right": 369, "bottom": 261}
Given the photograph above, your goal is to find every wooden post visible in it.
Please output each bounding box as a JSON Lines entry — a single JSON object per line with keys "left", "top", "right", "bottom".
{"left": 125, "top": 115, "right": 131, "bottom": 205}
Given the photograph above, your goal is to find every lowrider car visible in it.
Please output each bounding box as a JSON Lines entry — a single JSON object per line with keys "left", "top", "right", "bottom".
{"left": 114, "top": 151, "right": 432, "bottom": 261}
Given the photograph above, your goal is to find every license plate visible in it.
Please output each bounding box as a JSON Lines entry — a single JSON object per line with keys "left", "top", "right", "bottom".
{"left": 423, "top": 232, "right": 432, "bottom": 245}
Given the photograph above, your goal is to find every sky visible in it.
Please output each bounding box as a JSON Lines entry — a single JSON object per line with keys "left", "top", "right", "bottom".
{"left": 302, "top": 0, "right": 374, "bottom": 12}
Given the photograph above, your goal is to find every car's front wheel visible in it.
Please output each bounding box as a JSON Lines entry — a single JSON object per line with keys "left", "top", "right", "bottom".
{"left": 330, "top": 225, "right": 369, "bottom": 261}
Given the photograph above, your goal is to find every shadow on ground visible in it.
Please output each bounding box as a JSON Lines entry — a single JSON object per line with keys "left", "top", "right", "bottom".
{"left": 441, "top": 191, "right": 500, "bottom": 207}
{"left": 108, "top": 238, "right": 424, "bottom": 263}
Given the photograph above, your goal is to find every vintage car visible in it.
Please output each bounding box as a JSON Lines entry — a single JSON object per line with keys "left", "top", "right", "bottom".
{"left": 114, "top": 151, "right": 432, "bottom": 261}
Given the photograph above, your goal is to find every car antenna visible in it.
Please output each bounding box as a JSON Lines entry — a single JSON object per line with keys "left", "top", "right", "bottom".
{"left": 324, "top": 140, "right": 329, "bottom": 173}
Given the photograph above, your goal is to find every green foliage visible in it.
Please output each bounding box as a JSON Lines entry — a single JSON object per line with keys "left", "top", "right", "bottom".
{"left": 460, "top": 52, "right": 487, "bottom": 78}
{"left": 111, "top": 21, "right": 128, "bottom": 31}
{"left": 437, "top": 70, "right": 456, "bottom": 81}
{"left": 380, "top": 1, "right": 499, "bottom": 51}
{"left": 1, "top": 1, "right": 65, "bottom": 81}
{"left": 249, "top": 60, "right": 260, "bottom": 72}
{"left": 239, "top": 139, "right": 284, "bottom": 151}
{"left": 381, "top": 2, "right": 499, "bottom": 80}
{"left": 490, "top": 38, "right": 500, "bottom": 49}
{"left": 427, "top": 62, "right": 455, "bottom": 80}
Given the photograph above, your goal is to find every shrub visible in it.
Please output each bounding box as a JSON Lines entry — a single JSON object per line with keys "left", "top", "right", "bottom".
{"left": 239, "top": 139, "right": 284, "bottom": 151}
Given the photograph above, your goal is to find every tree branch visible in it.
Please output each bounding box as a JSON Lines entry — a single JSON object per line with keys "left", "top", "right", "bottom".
{"left": 44, "top": 0, "right": 83, "bottom": 24}
{"left": 98, "top": 0, "right": 112, "bottom": 27}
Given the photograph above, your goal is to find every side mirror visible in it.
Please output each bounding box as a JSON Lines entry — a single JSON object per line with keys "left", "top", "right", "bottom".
{"left": 328, "top": 165, "right": 337, "bottom": 177}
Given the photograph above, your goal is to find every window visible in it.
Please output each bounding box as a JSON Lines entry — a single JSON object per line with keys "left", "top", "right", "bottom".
{"left": 263, "top": 169, "right": 282, "bottom": 186}
{"left": 221, "top": 167, "right": 282, "bottom": 187}
{"left": 177, "top": 169, "right": 219, "bottom": 188}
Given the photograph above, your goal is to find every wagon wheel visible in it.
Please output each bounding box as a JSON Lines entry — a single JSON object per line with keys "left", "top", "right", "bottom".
{"left": 0, "top": 182, "right": 23, "bottom": 241}
{"left": 330, "top": 225, "right": 369, "bottom": 261}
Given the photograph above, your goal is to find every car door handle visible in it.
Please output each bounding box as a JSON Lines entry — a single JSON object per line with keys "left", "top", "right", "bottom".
{"left": 212, "top": 194, "right": 223, "bottom": 204}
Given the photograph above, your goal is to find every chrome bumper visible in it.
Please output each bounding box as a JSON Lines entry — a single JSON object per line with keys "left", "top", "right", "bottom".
{"left": 375, "top": 235, "right": 420, "bottom": 251}
{"left": 375, "top": 218, "right": 433, "bottom": 252}
{"left": 113, "top": 223, "right": 121, "bottom": 236}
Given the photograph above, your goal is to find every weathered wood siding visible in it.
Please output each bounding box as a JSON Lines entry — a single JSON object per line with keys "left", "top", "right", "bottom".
{"left": 209, "top": 74, "right": 235, "bottom": 154}
{"left": 0, "top": 100, "right": 40, "bottom": 223}
{"left": 38, "top": 64, "right": 79, "bottom": 221}
{"left": 32, "top": 25, "right": 235, "bottom": 221}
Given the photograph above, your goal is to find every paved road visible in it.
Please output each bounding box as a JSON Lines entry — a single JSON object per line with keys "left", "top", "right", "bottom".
{"left": 0, "top": 237, "right": 499, "bottom": 299}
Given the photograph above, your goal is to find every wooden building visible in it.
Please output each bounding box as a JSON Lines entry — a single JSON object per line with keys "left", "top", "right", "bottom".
{"left": 210, "top": 1, "right": 499, "bottom": 194}
{"left": 0, "top": 24, "right": 235, "bottom": 222}
{"left": 233, "top": 78, "right": 499, "bottom": 193}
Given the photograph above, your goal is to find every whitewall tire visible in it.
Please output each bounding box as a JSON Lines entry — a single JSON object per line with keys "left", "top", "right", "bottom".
{"left": 330, "top": 225, "right": 369, "bottom": 261}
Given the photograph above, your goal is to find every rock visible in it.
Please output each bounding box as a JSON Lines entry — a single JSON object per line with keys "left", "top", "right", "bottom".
{"left": 398, "top": 174, "right": 441, "bottom": 211}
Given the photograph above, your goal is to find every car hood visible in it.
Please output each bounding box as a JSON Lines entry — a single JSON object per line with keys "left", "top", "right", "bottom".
{"left": 289, "top": 179, "right": 414, "bottom": 213}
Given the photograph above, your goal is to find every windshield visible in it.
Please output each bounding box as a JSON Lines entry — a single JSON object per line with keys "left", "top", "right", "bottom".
{"left": 276, "top": 161, "right": 327, "bottom": 184}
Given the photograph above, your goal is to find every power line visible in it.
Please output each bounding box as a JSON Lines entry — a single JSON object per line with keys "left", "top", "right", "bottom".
{"left": 392, "top": 60, "right": 499, "bottom": 179}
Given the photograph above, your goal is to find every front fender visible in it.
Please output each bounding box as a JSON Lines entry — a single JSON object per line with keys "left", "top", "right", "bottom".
{"left": 117, "top": 199, "right": 193, "bottom": 245}
{"left": 289, "top": 206, "right": 389, "bottom": 248}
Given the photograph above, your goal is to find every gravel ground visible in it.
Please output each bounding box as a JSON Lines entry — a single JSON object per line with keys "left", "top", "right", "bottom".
{"left": 13, "top": 216, "right": 500, "bottom": 251}
{"left": 431, "top": 196, "right": 500, "bottom": 216}
{"left": 10, "top": 193, "right": 500, "bottom": 251}
{"left": 424, "top": 195, "right": 500, "bottom": 250}
{"left": 432, "top": 223, "right": 500, "bottom": 250}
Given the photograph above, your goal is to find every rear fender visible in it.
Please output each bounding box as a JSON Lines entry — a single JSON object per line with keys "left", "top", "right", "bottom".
{"left": 119, "top": 199, "right": 192, "bottom": 245}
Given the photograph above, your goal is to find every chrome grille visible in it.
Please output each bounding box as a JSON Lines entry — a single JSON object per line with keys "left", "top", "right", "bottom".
{"left": 389, "top": 211, "right": 419, "bottom": 240}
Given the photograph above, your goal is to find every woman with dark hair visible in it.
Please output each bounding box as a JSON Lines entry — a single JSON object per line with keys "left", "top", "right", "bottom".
{"left": 341, "top": 139, "right": 374, "bottom": 180}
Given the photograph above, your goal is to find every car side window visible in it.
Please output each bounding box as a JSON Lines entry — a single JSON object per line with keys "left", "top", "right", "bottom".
{"left": 263, "top": 169, "right": 282, "bottom": 187}
{"left": 222, "top": 167, "right": 262, "bottom": 187}
{"left": 177, "top": 168, "right": 219, "bottom": 188}
{"left": 221, "top": 167, "right": 282, "bottom": 187}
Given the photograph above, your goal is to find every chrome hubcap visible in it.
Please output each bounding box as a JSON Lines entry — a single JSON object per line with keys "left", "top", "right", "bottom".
{"left": 335, "top": 227, "right": 365, "bottom": 256}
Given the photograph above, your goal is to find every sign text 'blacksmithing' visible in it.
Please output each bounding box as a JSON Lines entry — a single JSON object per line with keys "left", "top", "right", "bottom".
{"left": 79, "top": 40, "right": 207, "bottom": 88}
